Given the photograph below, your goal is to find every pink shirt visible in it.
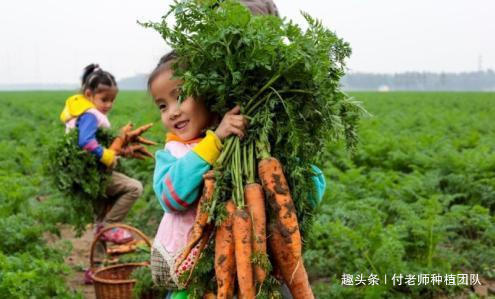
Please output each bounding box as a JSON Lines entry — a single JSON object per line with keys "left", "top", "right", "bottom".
{"left": 155, "top": 141, "right": 199, "bottom": 254}
{"left": 65, "top": 108, "right": 111, "bottom": 131}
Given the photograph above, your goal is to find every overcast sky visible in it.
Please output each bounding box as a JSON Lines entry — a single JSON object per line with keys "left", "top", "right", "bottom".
{"left": 0, "top": 0, "right": 493, "bottom": 84}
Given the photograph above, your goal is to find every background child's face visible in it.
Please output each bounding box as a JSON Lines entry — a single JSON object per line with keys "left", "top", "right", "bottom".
{"left": 150, "top": 69, "right": 211, "bottom": 141}
{"left": 85, "top": 85, "right": 118, "bottom": 115}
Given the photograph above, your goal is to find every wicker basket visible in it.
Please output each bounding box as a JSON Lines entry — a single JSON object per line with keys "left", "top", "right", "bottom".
{"left": 89, "top": 223, "right": 152, "bottom": 268}
{"left": 89, "top": 224, "right": 154, "bottom": 299}
{"left": 92, "top": 262, "right": 148, "bottom": 299}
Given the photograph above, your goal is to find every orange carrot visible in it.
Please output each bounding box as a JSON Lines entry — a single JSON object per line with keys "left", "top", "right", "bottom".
{"left": 233, "top": 208, "right": 255, "bottom": 299}
{"left": 268, "top": 223, "right": 314, "bottom": 299}
{"left": 176, "top": 170, "right": 216, "bottom": 268}
{"left": 185, "top": 225, "right": 213, "bottom": 285}
{"left": 244, "top": 183, "right": 267, "bottom": 286}
{"left": 126, "top": 123, "right": 153, "bottom": 141}
{"left": 109, "top": 122, "right": 154, "bottom": 154}
{"left": 272, "top": 263, "right": 284, "bottom": 282}
{"left": 215, "top": 200, "right": 236, "bottom": 299}
{"left": 258, "top": 158, "right": 301, "bottom": 260}
{"left": 259, "top": 157, "right": 313, "bottom": 298}
{"left": 203, "top": 292, "right": 217, "bottom": 299}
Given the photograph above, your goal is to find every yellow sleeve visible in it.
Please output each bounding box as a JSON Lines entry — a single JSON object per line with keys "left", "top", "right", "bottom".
{"left": 100, "top": 148, "right": 116, "bottom": 167}
{"left": 192, "top": 130, "right": 223, "bottom": 165}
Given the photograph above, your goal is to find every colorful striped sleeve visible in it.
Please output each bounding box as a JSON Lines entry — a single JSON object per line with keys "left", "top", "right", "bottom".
{"left": 77, "top": 112, "right": 115, "bottom": 167}
{"left": 153, "top": 131, "right": 222, "bottom": 213}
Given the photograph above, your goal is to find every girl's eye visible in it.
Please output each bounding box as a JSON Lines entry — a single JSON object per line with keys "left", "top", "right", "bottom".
{"left": 159, "top": 103, "right": 167, "bottom": 111}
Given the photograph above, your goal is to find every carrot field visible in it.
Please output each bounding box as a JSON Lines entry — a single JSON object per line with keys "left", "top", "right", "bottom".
{"left": 1, "top": 91, "right": 494, "bottom": 298}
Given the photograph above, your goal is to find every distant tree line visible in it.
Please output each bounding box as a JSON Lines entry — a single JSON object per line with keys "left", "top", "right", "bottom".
{"left": 341, "top": 70, "right": 495, "bottom": 91}
{"left": 1, "top": 70, "right": 494, "bottom": 91}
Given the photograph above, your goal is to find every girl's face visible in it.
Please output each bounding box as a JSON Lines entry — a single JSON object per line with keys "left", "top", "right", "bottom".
{"left": 150, "top": 69, "right": 212, "bottom": 141}
{"left": 84, "top": 85, "right": 118, "bottom": 115}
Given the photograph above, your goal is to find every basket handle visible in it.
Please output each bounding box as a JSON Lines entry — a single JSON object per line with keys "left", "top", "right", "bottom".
{"left": 89, "top": 223, "right": 152, "bottom": 268}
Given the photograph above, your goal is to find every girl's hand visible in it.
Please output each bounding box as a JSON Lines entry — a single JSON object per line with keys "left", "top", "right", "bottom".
{"left": 215, "top": 105, "right": 248, "bottom": 140}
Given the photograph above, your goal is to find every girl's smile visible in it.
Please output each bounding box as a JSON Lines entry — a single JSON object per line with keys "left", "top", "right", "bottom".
{"left": 150, "top": 69, "right": 212, "bottom": 141}
{"left": 174, "top": 120, "right": 189, "bottom": 131}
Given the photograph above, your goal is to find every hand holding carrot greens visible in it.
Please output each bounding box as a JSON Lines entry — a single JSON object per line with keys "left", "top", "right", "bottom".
{"left": 214, "top": 105, "right": 249, "bottom": 140}
{"left": 141, "top": 0, "right": 366, "bottom": 297}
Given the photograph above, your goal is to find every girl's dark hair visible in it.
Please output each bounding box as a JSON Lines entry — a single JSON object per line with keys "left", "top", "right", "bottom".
{"left": 147, "top": 51, "right": 178, "bottom": 91}
{"left": 81, "top": 64, "right": 117, "bottom": 93}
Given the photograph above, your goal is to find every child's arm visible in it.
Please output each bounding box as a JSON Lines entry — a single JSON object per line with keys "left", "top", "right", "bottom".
{"left": 153, "top": 130, "right": 222, "bottom": 213}
{"left": 77, "top": 113, "right": 116, "bottom": 167}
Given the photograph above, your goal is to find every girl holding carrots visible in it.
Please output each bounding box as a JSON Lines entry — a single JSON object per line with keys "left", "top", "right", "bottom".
{"left": 149, "top": 51, "right": 326, "bottom": 298}
{"left": 60, "top": 64, "right": 155, "bottom": 282}
{"left": 60, "top": 64, "right": 154, "bottom": 242}
{"left": 149, "top": 51, "right": 249, "bottom": 296}
{"left": 150, "top": 1, "right": 327, "bottom": 298}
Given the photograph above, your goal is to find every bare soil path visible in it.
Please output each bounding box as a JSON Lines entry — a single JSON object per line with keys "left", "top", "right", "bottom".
{"left": 47, "top": 225, "right": 96, "bottom": 298}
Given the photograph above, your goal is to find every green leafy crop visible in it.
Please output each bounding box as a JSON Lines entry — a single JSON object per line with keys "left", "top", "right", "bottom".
{"left": 45, "top": 128, "right": 117, "bottom": 235}
{"left": 141, "top": 0, "right": 366, "bottom": 232}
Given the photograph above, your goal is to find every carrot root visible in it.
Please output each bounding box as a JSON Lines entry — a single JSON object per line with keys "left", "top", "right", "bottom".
{"left": 215, "top": 200, "right": 236, "bottom": 299}
{"left": 259, "top": 158, "right": 302, "bottom": 260}
{"left": 175, "top": 170, "right": 216, "bottom": 269}
{"left": 268, "top": 223, "right": 314, "bottom": 299}
{"left": 233, "top": 208, "right": 255, "bottom": 299}
{"left": 245, "top": 183, "right": 267, "bottom": 286}
{"left": 185, "top": 225, "right": 213, "bottom": 286}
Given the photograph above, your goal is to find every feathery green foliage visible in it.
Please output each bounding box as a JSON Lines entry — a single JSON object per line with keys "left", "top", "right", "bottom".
{"left": 45, "top": 129, "right": 116, "bottom": 235}
{"left": 140, "top": 0, "right": 365, "bottom": 232}
{"left": 0, "top": 90, "right": 493, "bottom": 298}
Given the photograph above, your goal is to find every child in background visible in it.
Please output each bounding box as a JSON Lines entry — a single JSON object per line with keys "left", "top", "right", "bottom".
{"left": 60, "top": 64, "right": 144, "bottom": 244}
{"left": 238, "top": 0, "right": 279, "bottom": 16}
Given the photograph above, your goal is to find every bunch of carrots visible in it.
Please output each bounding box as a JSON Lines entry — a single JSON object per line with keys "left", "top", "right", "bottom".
{"left": 174, "top": 119, "right": 314, "bottom": 298}
{"left": 141, "top": 1, "right": 365, "bottom": 297}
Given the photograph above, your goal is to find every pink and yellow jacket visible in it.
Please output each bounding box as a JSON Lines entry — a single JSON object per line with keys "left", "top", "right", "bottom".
{"left": 153, "top": 130, "right": 222, "bottom": 254}
{"left": 60, "top": 94, "right": 116, "bottom": 167}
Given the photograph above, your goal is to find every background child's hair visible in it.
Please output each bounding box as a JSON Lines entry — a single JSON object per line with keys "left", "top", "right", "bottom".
{"left": 81, "top": 64, "right": 117, "bottom": 93}
{"left": 238, "top": 0, "right": 279, "bottom": 17}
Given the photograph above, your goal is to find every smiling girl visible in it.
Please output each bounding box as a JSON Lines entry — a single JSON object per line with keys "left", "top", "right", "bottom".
{"left": 149, "top": 51, "right": 248, "bottom": 295}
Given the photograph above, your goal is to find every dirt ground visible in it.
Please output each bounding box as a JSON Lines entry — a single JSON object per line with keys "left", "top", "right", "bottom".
{"left": 50, "top": 225, "right": 96, "bottom": 298}
{"left": 48, "top": 225, "right": 495, "bottom": 299}
{"left": 47, "top": 224, "right": 154, "bottom": 299}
